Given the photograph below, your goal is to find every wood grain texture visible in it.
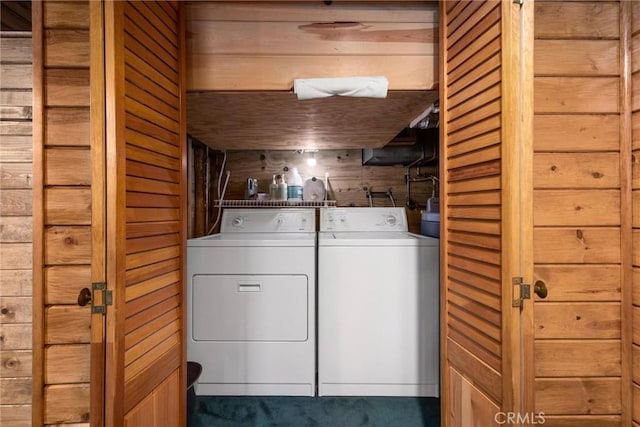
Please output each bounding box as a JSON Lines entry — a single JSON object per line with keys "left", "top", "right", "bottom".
{"left": 43, "top": 1, "right": 89, "bottom": 29}
{"left": 0, "top": 404, "right": 31, "bottom": 427}
{"left": 185, "top": 1, "right": 436, "bottom": 91}
{"left": 535, "top": 340, "right": 621, "bottom": 377}
{"left": 44, "top": 226, "right": 91, "bottom": 265}
{"left": 187, "top": 90, "right": 438, "bottom": 150}
{"left": 0, "top": 195, "right": 28, "bottom": 230}
{"left": 534, "top": 39, "right": 619, "bottom": 76}
{"left": 45, "top": 107, "right": 90, "bottom": 146}
{"left": 534, "top": 1, "right": 619, "bottom": 39}
{"left": 0, "top": 270, "right": 32, "bottom": 297}
{"left": 0, "top": 216, "right": 32, "bottom": 242}
{"left": 540, "top": 415, "right": 621, "bottom": 427}
{"left": 0, "top": 350, "right": 32, "bottom": 378}
{"left": 43, "top": 384, "right": 90, "bottom": 424}
{"left": 44, "top": 265, "right": 91, "bottom": 305}
{"left": 45, "top": 29, "right": 90, "bottom": 67}
{"left": 535, "top": 378, "right": 621, "bottom": 415}
{"left": 188, "top": 54, "right": 435, "bottom": 91}
{"left": 44, "top": 306, "right": 90, "bottom": 344}
{"left": 186, "top": 2, "right": 438, "bottom": 23}
{"left": 0, "top": 242, "right": 32, "bottom": 270}
{"left": 533, "top": 153, "right": 620, "bottom": 189}
{"left": 0, "top": 297, "right": 32, "bottom": 323}
{"left": 0, "top": 37, "right": 32, "bottom": 64}
{"left": 0, "top": 163, "right": 33, "bottom": 189}
{"left": 188, "top": 21, "right": 436, "bottom": 55}
{"left": 534, "top": 265, "right": 620, "bottom": 302}
{"left": 534, "top": 77, "right": 619, "bottom": 114}
{"left": 533, "top": 190, "right": 620, "bottom": 226}
{"left": 44, "top": 68, "right": 90, "bottom": 107}
{"left": 0, "top": 378, "right": 32, "bottom": 405}
{"left": 449, "top": 367, "right": 500, "bottom": 427}
{"left": 0, "top": 90, "right": 32, "bottom": 107}
{"left": 533, "top": 227, "right": 621, "bottom": 264}
{"left": 0, "top": 64, "right": 32, "bottom": 89}
{"left": 45, "top": 344, "right": 90, "bottom": 384}
{"left": 447, "top": 338, "right": 501, "bottom": 404}
{"left": 534, "top": 114, "right": 619, "bottom": 152}
{"left": 44, "top": 188, "right": 91, "bottom": 225}
{"left": 535, "top": 302, "right": 620, "bottom": 339}
{"left": 0, "top": 324, "right": 32, "bottom": 351}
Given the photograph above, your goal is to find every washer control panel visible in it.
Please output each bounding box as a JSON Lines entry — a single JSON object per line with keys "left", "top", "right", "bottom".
{"left": 221, "top": 208, "right": 315, "bottom": 233}
{"left": 320, "top": 208, "right": 408, "bottom": 232}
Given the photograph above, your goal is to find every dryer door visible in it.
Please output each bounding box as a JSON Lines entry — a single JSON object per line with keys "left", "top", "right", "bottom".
{"left": 192, "top": 274, "right": 308, "bottom": 342}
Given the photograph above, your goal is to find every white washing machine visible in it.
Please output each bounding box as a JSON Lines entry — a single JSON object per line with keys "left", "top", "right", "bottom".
{"left": 318, "top": 207, "right": 439, "bottom": 397}
{"left": 187, "top": 208, "right": 316, "bottom": 396}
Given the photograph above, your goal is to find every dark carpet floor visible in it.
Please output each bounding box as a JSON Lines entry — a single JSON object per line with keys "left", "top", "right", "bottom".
{"left": 191, "top": 396, "right": 440, "bottom": 427}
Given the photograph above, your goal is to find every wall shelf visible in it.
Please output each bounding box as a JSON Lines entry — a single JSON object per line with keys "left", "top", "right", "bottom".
{"left": 215, "top": 200, "right": 336, "bottom": 208}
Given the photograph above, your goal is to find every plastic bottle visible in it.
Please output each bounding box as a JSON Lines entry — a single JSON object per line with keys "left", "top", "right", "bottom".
{"left": 269, "top": 174, "right": 279, "bottom": 200}
{"left": 276, "top": 174, "right": 288, "bottom": 201}
{"left": 287, "top": 167, "right": 303, "bottom": 201}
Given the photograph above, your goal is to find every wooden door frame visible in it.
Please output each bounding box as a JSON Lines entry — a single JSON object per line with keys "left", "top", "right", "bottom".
{"left": 90, "top": 1, "right": 107, "bottom": 426}
{"left": 103, "top": 0, "right": 127, "bottom": 424}
{"left": 501, "top": 0, "right": 535, "bottom": 418}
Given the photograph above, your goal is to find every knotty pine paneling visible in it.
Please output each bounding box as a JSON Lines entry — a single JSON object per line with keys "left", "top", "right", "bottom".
{"left": 0, "top": 350, "right": 32, "bottom": 378}
{"left": 43, "top": 383, "right": 90, "bottom": 424}
{"left": 44, "top": 265, "right": 90, "bottom": 305}
{"left": 185, "top": 2, "right": 437, "bottom": 91}
{"left": 45, "top": 107, "right": 90, "bottom": 146}
{"left": 535, "top": 378, "right": 621, "bottom": 415}
{"left": 35, "top": 2, "right": 93, "bottom": 425}
{"left": 44, "top": 344, "right": 90, "bottom": 384}
{"left": 534, "top": 1, "right": 627, "bottom": 422}
{"left": 221, "top": 149, "right": 437, "bottom": 234}
{"left": 0, "top": 31, "right": 32, "bottom": 426}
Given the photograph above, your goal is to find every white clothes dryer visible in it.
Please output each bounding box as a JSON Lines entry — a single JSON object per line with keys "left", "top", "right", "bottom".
{"left": 318, "top": 207, "right": 439, "bottom": 397}
{"left": 187, "top": 208, "right": 316, "bottom": 396}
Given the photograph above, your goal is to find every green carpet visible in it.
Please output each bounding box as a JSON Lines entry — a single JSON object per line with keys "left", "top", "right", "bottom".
{"left": 192, "top": 396, "right": 440, "bottom": 427}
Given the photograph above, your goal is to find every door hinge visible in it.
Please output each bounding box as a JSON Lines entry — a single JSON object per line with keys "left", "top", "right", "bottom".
{"left": 512, "top": 276, "right": 531, "bottom": 307}
{"left": 513, "top": 0, "right": 524, "bottom": 5}
{"left": 91, "top": 282, "right": 112, "bottom": 314}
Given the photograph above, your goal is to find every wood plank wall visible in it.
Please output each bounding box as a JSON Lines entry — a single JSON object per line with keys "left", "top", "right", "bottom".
{"left": 441, "top": 1, "right": 504, "bottom": 423}
{"left": 631, "top": 1, "right": 640, "bottom": 425}
{"left": 114, "top": 1, "right": 184, "bottom": 423}
{"left": 533, "top": 2, "right": 627, "bottom": 425}
{"left": 0, "top": 30, "right": 33, "bottom": 427}
{"left": 185, "top": 1, "right": 437, "bottom": 91}
{"left": 215, "top": 148, "right": 438, "bottom": 235}
{"left": 34, "top": 1, "right": 92, "bottom": 425}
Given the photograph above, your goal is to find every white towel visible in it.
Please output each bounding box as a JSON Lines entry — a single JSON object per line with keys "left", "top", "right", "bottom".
{"left": 293, "top": 76, "right": 389, "bottom": 100}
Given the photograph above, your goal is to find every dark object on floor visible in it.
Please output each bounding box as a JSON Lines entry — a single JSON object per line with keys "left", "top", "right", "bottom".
{"left": 192, "top": 395, "right": 440, "bottom": 426}
{"left": 187, "top": 362, "right": 203, "bottom": 427}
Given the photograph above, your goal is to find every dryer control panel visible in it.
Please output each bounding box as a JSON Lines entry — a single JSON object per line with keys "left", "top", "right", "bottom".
{"left": 320, "top": 208, "right": 408, "bottom": 232}
{"left": 221, "top": 208, "right": 316, "bottom": 233}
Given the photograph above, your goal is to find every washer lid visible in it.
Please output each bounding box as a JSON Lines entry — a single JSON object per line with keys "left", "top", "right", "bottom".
{"left": 318, "top": 231, "right": 438, "bottom": 247}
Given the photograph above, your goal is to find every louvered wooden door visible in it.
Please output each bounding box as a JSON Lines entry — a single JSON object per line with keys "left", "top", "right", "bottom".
{"left": 439, "top": 1, "right": 534, "bottom": 425}
{"left": 102, "top": 1, "right": 187, "bottom": 425}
